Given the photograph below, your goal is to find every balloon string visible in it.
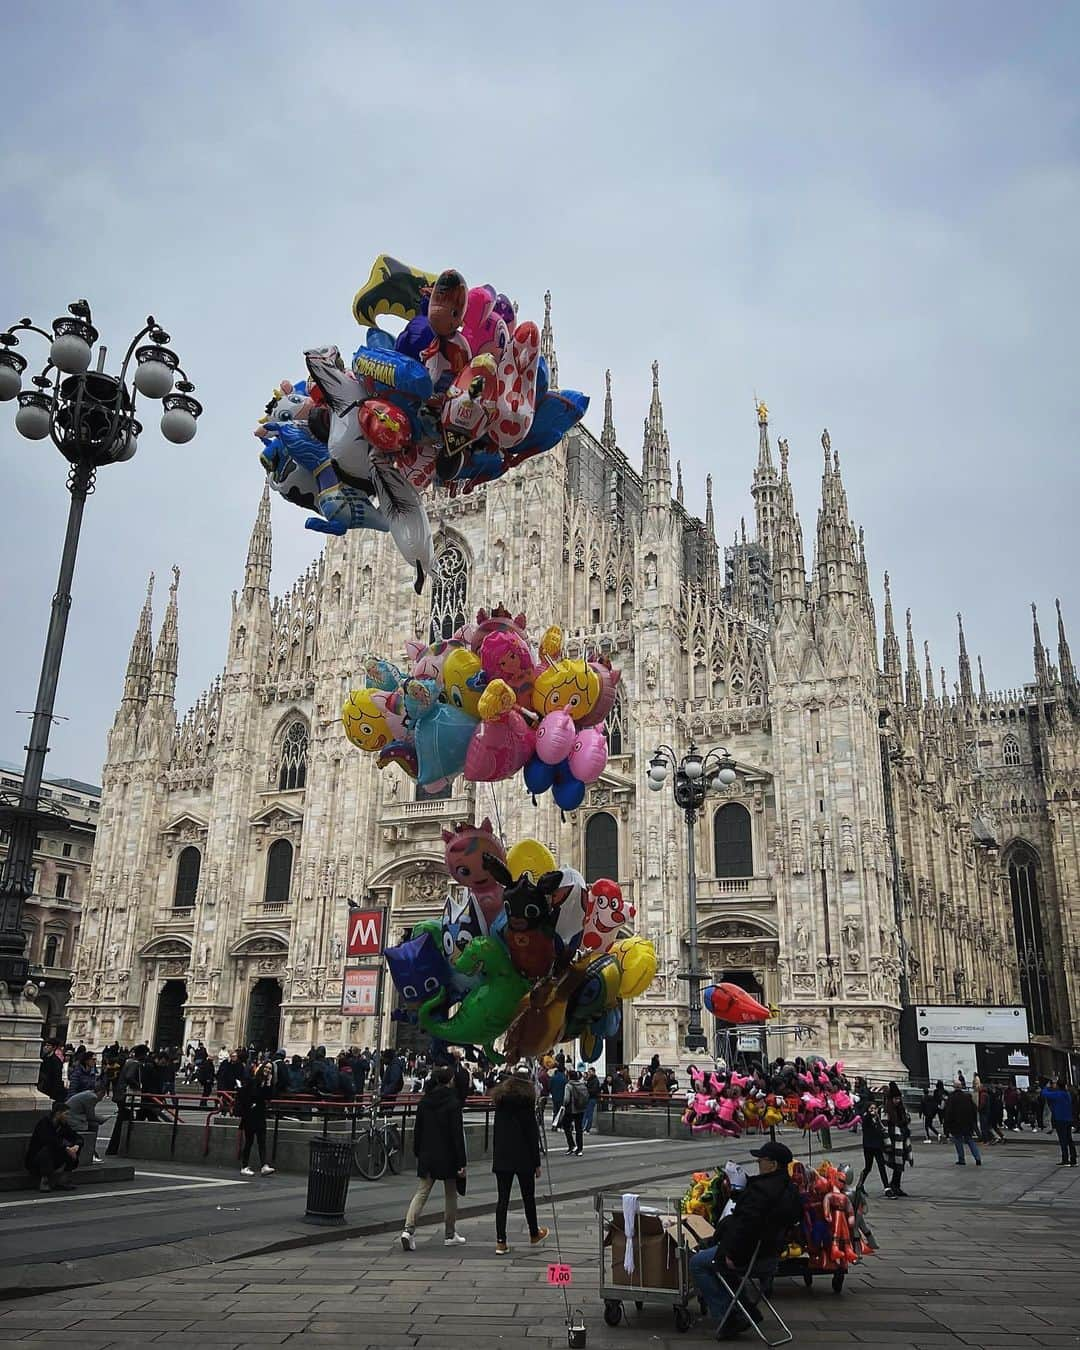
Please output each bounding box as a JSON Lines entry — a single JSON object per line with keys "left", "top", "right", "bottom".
{"left": 488, "top": 781, "right": 506, "bottom": 848}
{"left": 540, "top": 1119, "right": 573, "bottom": 1327}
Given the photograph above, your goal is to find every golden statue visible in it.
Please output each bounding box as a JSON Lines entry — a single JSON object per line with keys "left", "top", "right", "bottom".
{"left": 756, "top": 399, "right": 768, "bottom": 424}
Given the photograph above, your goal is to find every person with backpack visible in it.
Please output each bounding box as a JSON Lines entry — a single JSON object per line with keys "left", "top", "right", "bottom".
{"left": 106, "top": 1046, "right": 147, "bottom": 1154}
{"left": 400, "top": 1066, "right": 467, "bottom": 1250}
{"left": 562, "top": 1070, "right": 588, "bottom": 1156}
{"left": 491, "top": 1069, "right": 549, "bottom": 1255}
{"left": 549, "top": 1062, "right": 567, "bottom": 1124}
{"left": 855, "top": 1101, "right": 890, "bottom": 1193}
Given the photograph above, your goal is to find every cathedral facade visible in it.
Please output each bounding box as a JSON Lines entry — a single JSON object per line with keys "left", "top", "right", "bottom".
{"left": 67, "top": 311, "right": 1080, "bottom": 1078}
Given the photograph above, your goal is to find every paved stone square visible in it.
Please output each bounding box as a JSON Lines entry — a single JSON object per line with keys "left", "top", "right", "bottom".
{"left": 0, "top": 1134, "right": 1077, "bottom": 1348}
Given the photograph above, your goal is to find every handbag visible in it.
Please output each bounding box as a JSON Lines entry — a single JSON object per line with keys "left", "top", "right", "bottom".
{"left": 456, "top": 1174, "right": 467, "bottom": 1197}
{"left": 552, "top": 1105, "right": 565, "bottom": 1129}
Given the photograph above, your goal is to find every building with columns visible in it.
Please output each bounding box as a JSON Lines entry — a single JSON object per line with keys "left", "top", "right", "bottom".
{"left": 67, "top": 304, "right": 1080, "bottom": 1078}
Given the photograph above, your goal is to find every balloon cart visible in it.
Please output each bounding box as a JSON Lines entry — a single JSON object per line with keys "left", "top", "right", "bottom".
{"left": 595, "top": 1191, "right": 695, "bottom": 1333}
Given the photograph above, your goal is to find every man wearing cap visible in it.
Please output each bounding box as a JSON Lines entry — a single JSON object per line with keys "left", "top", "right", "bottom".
{"left": 689, "top": 1140, "right": 802, "bottom": 1340}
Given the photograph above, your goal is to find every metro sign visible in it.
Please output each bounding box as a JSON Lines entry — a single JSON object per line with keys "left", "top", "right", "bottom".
{"left": 346, "top": 908, "right": 385, "bottom": 957}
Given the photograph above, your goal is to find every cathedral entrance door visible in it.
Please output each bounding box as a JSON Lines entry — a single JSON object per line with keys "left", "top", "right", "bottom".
{"left": 154, "top": 980, "right": 187, "bottom": 1051}
{"left": 246, "top": 978, "right": 283, "bottom": 1051}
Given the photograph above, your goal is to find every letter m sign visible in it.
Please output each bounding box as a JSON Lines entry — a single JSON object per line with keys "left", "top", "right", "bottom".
{"left": 346, "top": 908, "right": 385, "bottom": 957}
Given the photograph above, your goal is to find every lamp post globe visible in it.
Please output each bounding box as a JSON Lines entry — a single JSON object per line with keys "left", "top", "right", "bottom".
{"left": 0, "top": 351, "right": 26, "bottom": 401}
{"left": 49, "top": 315, "right": 96, "bottom": 375}
{"left": 160, "top": 392, "right": 201, "bottom": 444}
{"left": 14, "top": 391, "right": 53, "bottom": 440}
{"left": 134, "top": 343, "right": 178, "bottom": 398}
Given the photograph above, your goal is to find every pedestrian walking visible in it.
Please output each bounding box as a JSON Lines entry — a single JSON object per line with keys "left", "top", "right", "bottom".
{"left": 1042, "top": 1078, "right": 1077, "bottom": 1167}
{"left": 549, "top": 1062, "right": 567, "bottom": 1124}
{"left": 942, "top": 1082, "right": 983, "bottom": 1165}
{"left": 491, "top": 1069, "right": 550, "bottom": 1255}
{"left": 401, "top": 1067, "right": 468, "bottom": 1250}
{"left": 236, "top": 1061, "right": 276, "bottom": 1176}
{"left": 883, "top": 1083, "right": 913, "bottom": 1197}
{"left": 583, "top": 1067, "right": 601, "bottom": 1133}
{"left": 856, "top": 1101, "right": 890, "bottom": 1192}
{"left": 37, "top": 1038, "right": 67, "bottom": 1103}
{"left": 918, "top": 1085, "right": 940, "bottom": 1142}
{"left": 562, "top": 1070, "right": 588, "bottom": 1155}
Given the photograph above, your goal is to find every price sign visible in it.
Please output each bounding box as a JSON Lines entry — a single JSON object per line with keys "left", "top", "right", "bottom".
{"left": 547, "top": 1263, "right": 573, "bottom": 1286}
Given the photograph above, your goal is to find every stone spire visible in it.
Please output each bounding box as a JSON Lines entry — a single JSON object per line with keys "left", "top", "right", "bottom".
{"left": 601, "top": 368, "right": 616, "bottom": 454}
{"left": 814, "top": 428, "right": 860, "bottom": 604}
{"left": 882, "top": 572, "right": 902, "bottom": 704}
{"left": 1056, "top": 599, "right": 1076, "bottom": 690}
{"left": 705, "top": 474, "right": 716, "bottom": 540}
{"left": 957, "top": 612, "right": 974, "bottom": 703}
{"left": 676, "top": 459, "right": 684, "bottom": 507}
{"left": 120, "top": 572, "right": 155, "bottom": 714}
{"left": 540, "top": 289, "right": 558, "bottom": 390}
{"left": 149, "top": 565, "right": 180, "bottom": 704}
{"left": 642, "top": 360, "right": 671, "bottom": 514}
{"left": 751, "top": 398, "right": 779, "bottom": 552}
{"left": 978, "top": 654, "right": 988, "bottom": 703}
{"left": 905, "top": 608, "right": 922, "bottom": 710}
{"left": 245, "top": 481, "right": 273, "bottom": 598}
{"left": 924, "top": 639, "right": 936, "bottom": 709}
{"left": 771, "top": 437, "right": 807, "bottom": 616}
{"left": 1032, "top": 602, "right": 1049, "bottom": 687}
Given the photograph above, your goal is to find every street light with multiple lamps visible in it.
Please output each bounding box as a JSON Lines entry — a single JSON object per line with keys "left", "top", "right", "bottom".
{"left": 647, "top": 741, "right": 738, "bottom": 1053}
{"left": 0, "top": 301, "right": 200, "bottom": 990}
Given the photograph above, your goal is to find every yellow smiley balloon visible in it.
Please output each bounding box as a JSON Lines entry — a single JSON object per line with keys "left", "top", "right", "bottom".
{"left": 506, "top": 837, "right": 557, "bottom": 880}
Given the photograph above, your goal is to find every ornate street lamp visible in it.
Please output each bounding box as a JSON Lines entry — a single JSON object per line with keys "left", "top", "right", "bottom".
{"left": 647, "top": 741, "right": 738, "bottom": 1052}
{"left": 0, "top": 301, "right": 200, "bottom": 989}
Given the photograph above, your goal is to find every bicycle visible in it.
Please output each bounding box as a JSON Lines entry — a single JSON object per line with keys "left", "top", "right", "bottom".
{"left": 353, "top": 1099, "right": 403, "bottom": 1180}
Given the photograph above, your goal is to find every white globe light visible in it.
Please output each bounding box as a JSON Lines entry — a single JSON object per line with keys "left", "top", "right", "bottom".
{"left": 113, "top": 433, "right": 138, "bottom": 462}
{"left": 648, "top": 763, "right": 667, "bottom": 783}
{"left": 0, "top": 364, "right": 22, "bottom": 401}
{"left": 49, "top": 333, "right": 92, "bottom": 375}
{"left": 161, "top": 406, "right": 197, "bottom": 444}
{"left": 15, "top": 401, "right": 52, "bottom": 440}
{"left": 647, "top": 777, "right": 665, "bottom": 793}
{"left": 684, "top": 757, "right": 704, "bottom": 780}
{"left": 134, "top": 359, "right": 174, "bottom": 398}
{"left": 716, "top": 766, "right": 737, "bottom": 786}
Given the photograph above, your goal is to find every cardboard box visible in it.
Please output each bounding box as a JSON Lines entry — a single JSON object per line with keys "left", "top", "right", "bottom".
{"left": 604, "top": 1211, "right": 682, "bottom": 1291}
{"left": 680, "top": 1213, "right": 717, "bottom": 1254}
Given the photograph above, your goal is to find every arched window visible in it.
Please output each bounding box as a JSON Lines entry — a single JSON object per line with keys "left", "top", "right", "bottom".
{"left": 1007, "top": 844, "right": 1053, "bottom": 1036}
{"left": 429, "top": 542, "right": 469, "bottom": 641}
{"left": 264, "top": 838, "right": 294, "bottom": 906}
{"left": 43, "top": 934, "right": 60, "bottom": 967}
{"left": 585, "top": 812, "right": 619, "bottom": 883}
{"left": 278, "top": 720, "right": 308, "bottom": 791}
{"left": 1003, "top": 734, "right": 1021, "bottom": 767}
{"left": 606, "top": 686, "right": 629, "bottom": 757}
{"left": 714, "top": 802, "right": 753, "bottom": 878}
{"left": 173, "top": 846, "right": 201, "bottom": 909}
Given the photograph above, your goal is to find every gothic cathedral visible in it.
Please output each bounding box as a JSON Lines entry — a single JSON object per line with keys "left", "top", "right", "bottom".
{"left": 68, "top": 307, "right": 1080, "bottom": 1078}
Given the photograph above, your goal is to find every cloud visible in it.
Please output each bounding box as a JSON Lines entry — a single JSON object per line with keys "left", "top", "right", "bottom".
{"left": 0, "top": 1, "right": 1077, "bottom": 778}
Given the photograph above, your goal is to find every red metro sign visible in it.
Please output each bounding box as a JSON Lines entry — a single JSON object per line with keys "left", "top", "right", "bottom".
{"left": 346, "top": 908, "right": 385, "bottom": 958}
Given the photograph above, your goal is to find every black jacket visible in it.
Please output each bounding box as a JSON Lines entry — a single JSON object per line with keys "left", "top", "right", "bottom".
{"left": 37, "top": 1054, "right": 66, "bottom": 1102}
{"left": 26, "top": 1115, "right": 79, "bottom": 1171}
{"left": 236, "top": 1076, "right": 275, "bottom": 1126}
{"left": 413, "top": 1084, "right": 467, "bottom": 1180}
{"left": 860, "top": 1110, "right": 886, "bottom": 1150}
{"left": 713, "top": 1169, "right": 802, "bottom": 1269}
{"left": 942, "top": 1089, "right": 977, "bottom": 1136}
{"left": 491, "top": 1077, "right": 541, "bottom": 1175}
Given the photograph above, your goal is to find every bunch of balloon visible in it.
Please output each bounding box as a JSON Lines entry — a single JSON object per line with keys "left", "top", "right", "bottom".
{"left": 254, "top": 255, "right": 589, "bottom": 592}
{"left": 381, "top": 826, "right": 656, "bottom": 1064}
{"left": 341, "top": 606, "right": 619, "bottom": 808}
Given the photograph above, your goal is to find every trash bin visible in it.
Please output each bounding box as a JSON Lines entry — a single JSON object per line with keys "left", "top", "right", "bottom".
{"left": 303, "top": 1136, "right": 352, "bottom": 1225}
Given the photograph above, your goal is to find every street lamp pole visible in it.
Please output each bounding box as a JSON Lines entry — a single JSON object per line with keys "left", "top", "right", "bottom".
{"left": 648, "top": 741, "right": 738, "bottom": 1054}
{"left": 0, "top": 302, "right": 200, "bottom": 991}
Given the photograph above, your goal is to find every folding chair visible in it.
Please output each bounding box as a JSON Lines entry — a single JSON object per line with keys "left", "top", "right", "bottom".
{"left": 714, "top": 1240, "right": 793, "bottom": 1346}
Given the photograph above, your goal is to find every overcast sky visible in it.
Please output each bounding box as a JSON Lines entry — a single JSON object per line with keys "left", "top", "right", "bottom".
{"left": 1, "top": 2, "right": 1076, "bottom": 783}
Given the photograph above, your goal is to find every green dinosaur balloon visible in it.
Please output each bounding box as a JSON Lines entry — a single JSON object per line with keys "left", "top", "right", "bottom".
{"left": 417, "top": 935, "right": 529, "bottom": 1064}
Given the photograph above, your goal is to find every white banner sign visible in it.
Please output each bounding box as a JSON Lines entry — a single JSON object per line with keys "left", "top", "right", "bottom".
{"left": 916, "top": 1005, "right": 1029, "bottom": 1044}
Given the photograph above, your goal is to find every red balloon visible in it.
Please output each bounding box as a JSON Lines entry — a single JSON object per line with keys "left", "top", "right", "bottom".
{"left": 703, "top": 982, "right": 771, "bottom": 1024}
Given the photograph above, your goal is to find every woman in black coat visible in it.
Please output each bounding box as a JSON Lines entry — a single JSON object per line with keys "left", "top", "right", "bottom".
{"left": 491, "top": 1072, "right": 549, "bottom": 1254}
{"left": 883, "top": 1083, "right": 913, "bottom": 1197}
{"left": 236, "top": 1061, "right": 276, "bottom": 1176}
{"left": 856, "top": 1101, "right": 890, "bottom": 1193}
{"left": 400, "top": 1068, "right": 467, "bottom": 1250}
